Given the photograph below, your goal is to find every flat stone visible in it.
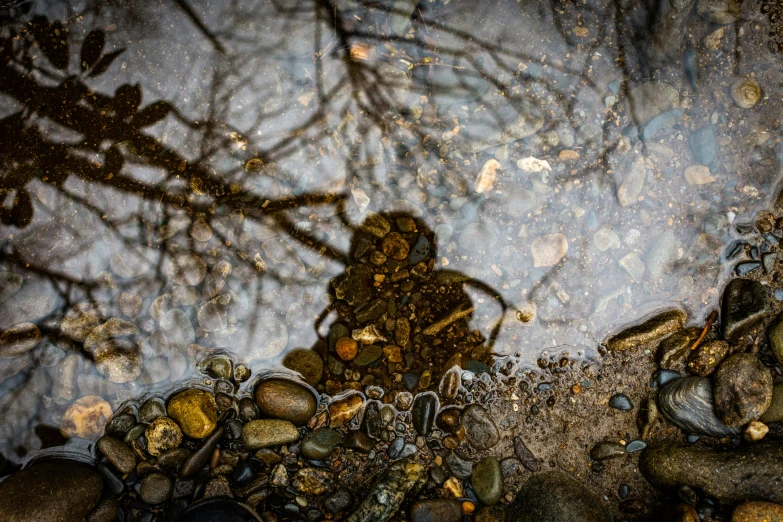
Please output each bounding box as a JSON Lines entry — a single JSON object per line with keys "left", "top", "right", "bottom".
{"left": 97, "top": 436, "right": 136, "bottom": 474}
{"left": 513, "top": 436, "right": 539, "bottom": 471}
{"left": 684, "top": 165, "right": 715, "bottom": 185}
{"left": 255, "top": 378, "right": 317, "bottom": 426}
{"left": 461, "top": 404, "right": 499, "bottom": 451}
{"left": 658, "top": 327, "right": 701, "bottom": 368}
{"left": 698, "top": 0, "right": 740, "bottom": 24}
{"left": 627, "top": 82, "right": 679, "bottom": 124}
{"left": 722, "top": 278, "right": 769, "bottom": 343}
{"left": 0, "top": 322, "right": 41, "bottom": 358}
{"left": 617, "top": 155, "right": 646, "bottom": 207}
{"left": 293, "top": 468, "right": 335, "bottom": 496}
{"left": 166, "top": 252, "right": 207, "bottom": 286}
{"left": 689, "top": 125, "right": 718, "bottom": 165}
{"left": 345, "top": 459, "right": 426, "bottom": 522}
{"left": 197, "top": 294, "right": 230, "bottom": 332}
{"left": 359, "top": 213, "right": 390, "bottom": 238}
{"left": 472, "top": 457, "right": 503, "bottom": 506}
{"left": 325, "top": 488, "right": 353, "bottom": 514}
{"left": 605, "top": 309, "right": 686, "bottom": 351}
{"left": 167, "top": 388, "right": 218, "bottom": 439}
{"left": 410, "top": 499, "right": 463, "bottom": 522}
{"left": 94, "top": 339, "right": 142, "bottom": 383}
{"left": 241, "top": 419, "right": 299, "bottom": 449}
{"left": 506, "top": 471, "right": 610, "bottom": 522}
{"left": 590, "top": 441, "right": 626, "bottom": 461}
{"left": 640, "top": 442, "right": 783, "bottom": 504}
{"left": 412, "top": 392, "right": 439, "bottom": 436}
{"left": 0, "top": 460, "right": 103, "bottom": 522}
{"left": 713, "top": 353, "right": 772, "bottom": 428}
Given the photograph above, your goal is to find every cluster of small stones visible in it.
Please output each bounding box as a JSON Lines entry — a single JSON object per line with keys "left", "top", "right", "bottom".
{"left": 88, "top": 351, "right": 508, "bottom": 522}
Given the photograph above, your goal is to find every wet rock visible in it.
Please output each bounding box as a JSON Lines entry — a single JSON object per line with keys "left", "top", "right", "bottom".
{"left": 61, "top": 303, "right": 105, "bottom": 343}
{"left": 593, "top": 227, "right": 621, "bottom": 251}
{"left": 140, "top": 473, "right": 172, "bottom": 505}
{"left": 282, "top": 348, "right": 323, "bottom": 386}
{"left": 609, "top": 393, "right": 633, "bottom": 411}
{"left": 722, "top": 278, "right": 769, "bottom": 343}
{"left": 475, "top": 159, "right": 500, "bottom": 194}
{"left": 197, "top": 294, "right": 230, "bottom": 332}
{"left": 658, "top": 327, "right": 701, "bottom": 368}
{"left": 445, "top": 452, "right": 473, "bottom": 479}
{"left": 166, "top": 253, "right": 207, "bottom": 286}
{"left": 94, "top": 339, "right": 142, "bottom": 383}
{"left": 325, "top": 488, "right": 353, "bottom": 514}
{"left": 293, "top": 468, "right": 335, "bottom": 495}
{"left": 617, "top": 155, "right": 646, "bottom": 207}
{"left": 412, "top": 392, "right": 439, "bottom": 436}
{"left": 687, "top": 340, "right": 729, "bottom": 376}
{"left": 145, "top": 417, "right": 183, "bottom": 456}
{"left": 643, "top": 109, "right": 684, "bottom": 141}
{"left": 335, "top": 336, "right": 358, "bottom": 361}
{"left": 180, "top": 426, "right": 224, "bottom": 478}
{"left": 97, "top": 435, "right": 136, "bottom": 474}
{"left": 354, "top": 344, "right": 383, "bottom": 366}
{"left": 0, "top": 460, "right": 103, "bottom": 522}
{"left": 627, "top": 82, "right": 679, "bottom": 124}
{"left": 382, "top": 232, "right": 410, "bottom": 261}
{"left": 0, "top": 322, "right": 41, "bottom": 358}
{"left": 0, "top": 368, "right": 48, "bottom": 441}
{"left": 119, "top": 292, "right": 143, "bottom": 318}
{"left": 698, "top": 0, "right": 740, "bottom": 24}
{"left": 684, "top": 165, "right": 715, "bottom": 185}
{"left": 359, "top": 213, "right": 390, "bottom": 238}
{"left": 189, "top": 217, "right": 213, "bottom": 242}
{"left": 640, "top": 442, "right": 783, "bottom": 503}
{"left": 0, "top": 272, "right": 23, "bottom": 303}
{"left": 344, "top": 429, "right": 373, "bottom": 453}
{"left": 329, "top": 393, "right": 363, "bottom": 428}
{"left": 139, "top": 397, "right": 166, "bottom": 423}
{"left": 199, "top": 354, "right": 233, "bottom": 380}
{"left": 760, "top": 383, "right": 783, "bottom": 423}
{"left": 255, "top": 378, "right": 317, "bottom": 426}
{"left": 410, "top": 499, "right": 463, "bottom": 522}
{"left": 605, "top": 309, "right": 686, "bottom": 351}
{"left": 472, "top": 456, "right": 503, "bottom": 506}
{"left": 590, "top": 441, "right": 626, "bottom": 461}
{"left": 619, "top": 252, "right": 645, "bottom": 279}
{"left": 461, "top": 404, "right": 499, "bottom": 450}
{"left": 507, "top": 471, "right": 610, "bottom": 522}
{"left": 346, "top": 459, "right": 426, "bottom": 522}
{"left": 689, "top": 125, "right": 718, "bottom": 166}
{"left": 168, "top": 388, "right": 218, "bottom": 438}
{"left": 513, "top": 436, "right": 539, "bottom": 471}
{"left": 52, "top": 353, "right": 82, "bottom": 405}
{"left": 659, "top": 376, "right": 740, "bottom": 437}
{"left": 744, "top": 420, "right": 769, "bottom": 442}
{"left": 241, "top": 419, "right": 299, "bottom": 449}
{"left": 767, "top": 312, "right": 783, "bottom": 366}
{"left": 203, "top": 260, "right": 232, "bottom": 300}
{"left": 83, "top": 317, "right": 139, "bottom": 354}
{"left": 160, "top": 309, "right": 195, "bottom": 352}
{"left": 531, "top": 233, "right": 568, "bottom": 267}
{"left": 732, "top": 501, "right": 783, "bottom": 521}
{"left": 647, "top": 229, "right": 679, "bottom": 279}
{"left": 302, "top": 427, "right": 343, "bottom": 460}
{"left": 713, "top": 353, "right": 772, "bottom": 427}
{"left": 730, "top": 77, "right": 761, "bottom": 109}
{"left": 61, "top": 395, "right": 113, "bottom": 440}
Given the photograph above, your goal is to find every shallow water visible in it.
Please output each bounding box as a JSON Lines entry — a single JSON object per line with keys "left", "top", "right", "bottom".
{"left": 0, "top": 0, "right": 781, "bottom": 463}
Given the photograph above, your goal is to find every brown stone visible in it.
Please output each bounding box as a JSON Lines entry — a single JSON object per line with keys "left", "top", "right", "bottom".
{"left": 60, "top": 395, "right": 112, "bottom": 439}
{"left": 255, "top": 378, "right": 317, "bottom": 426}
{"left": 382, "top": 232, "right": 410, "bottom": 260}
{"left": 335, "top": 337, "right": 358, "bottom": 361}
{"left": 732, "top": 501, "right": 783, "bottom": 521}
{"left": 687, "top": 340, "right": 729, "bottom": 376}
{"left": 329, "top": 393, "right": 364, "bottom": 428}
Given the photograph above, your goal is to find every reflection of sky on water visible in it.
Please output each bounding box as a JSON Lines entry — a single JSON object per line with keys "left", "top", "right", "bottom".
{"left": 0, "top": 0, "right": 781, "bottom": 459}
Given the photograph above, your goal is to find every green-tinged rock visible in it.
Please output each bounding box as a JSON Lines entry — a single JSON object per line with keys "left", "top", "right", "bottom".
{"left": 640, "top": 442, "right": 783, "bottom": 503}
{"left": 506, "top": 471, "right": 610, "bottom": 522}
{"left": 241, "top": 419, "right": 299, "bottom": 449}
{"left": 346, "top": 459, "right": 427, "bottom": 522}
{"left": 0, "top": 460, "right": 104, "bottom": 522}
{"left": 768, "top": 312, "right": 783, "bottom": 366}
{"left": 302, "top": 427, "right": 343, "bottom": 460}
{"left": 282, "top": 348, "right": 323, "bottom": 387}
{"left": 760, "top": 383, "right": 783, "bottom": 423}
{"left": 658, "top": 327, "right": 701, "bottom": 369}
{"left": 605, "top": 309, "right": 686, "bottom": 351}
{"left": 293, "top": 468, "right": 335, "bottom": 495}
{"left": 472, "top": 457, "right": 503, "bottom": 506}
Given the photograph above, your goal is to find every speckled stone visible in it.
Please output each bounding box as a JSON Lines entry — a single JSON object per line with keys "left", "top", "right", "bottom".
{"left": 346, "top": 459, "right": 427, "bottom": 522}
{"left": 60, "top": 395, "right": 113, "bottom": 439}
{"left": 140, "top": 473, "right": 172, "bottom": 505}
{"left": 410, "top": 499, "right": 463, "bottom": 522}
{"left": 731, "top": 501, "right": 783, "bottom": 521}
{"left": 241, "top": 419, "right": 299, "bottom": 449}
{"left": 460, "top": 404, "right": 499, "bottom": 450}
{"left": 0, "top": 322, "right": 41, "bottom": 357}
{"left": 145, "top": 417, "right": 183, "bottom": 456}
{"left": 722, "top": 278, "right": 769, "bottom": 343}
{"left": 605, "top": 309, "right": 686, "bottom": 351}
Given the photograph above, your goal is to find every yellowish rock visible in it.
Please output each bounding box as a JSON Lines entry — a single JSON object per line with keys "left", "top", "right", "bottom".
{"left": 731, "top": 500, "right": 783, "bottom": 521}
{"left": 167, "top": 388, "right": 218, "bottom": 439}
{"left": 444, "top": 476, "right": 465, "bottom": 498}
{"left": 145, "top": 417, "right": 183, "bottom": 456}
{"left": 730, "top": 77, "right": 761, "bottom": 109}
{"left": 684, "top": 165, "right": 715, "bottom": 185}
{"left": 474, "top": 159, "right": 501, "bottom": 193}
{"left": 328, "top": 393, "right": 364, "bottom": 428}
{"left": 60, "top": 395, "right": 112, "bottom": 439}
{"left": 744, "top": 420, "right": 769, "bottom": 442}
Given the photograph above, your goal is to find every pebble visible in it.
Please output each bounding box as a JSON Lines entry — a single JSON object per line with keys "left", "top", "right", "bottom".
{"left": 506, "top": 471, "right": 610, "bottom": 522}
{"left": 731, "top": 501, "right": 783, "bottom": 521}
{"left": 344, "top": 430, "right": 374, "bottom": 453}
{"left": 180, "top": 426, "right": 225, "bottom": 477}
{"left": 145, "top": 417, "right": 183, "bottom": 456}
{"left": 329, "top": 393, "right": 364, "bottom": 428}
{"left": 359, "top": 213, "right": 390, "bottom": 238}
{"left": 293, "top": 468, "right": 334, "bottom": 495}
{"left": 197, "top": 294, "right": 230, "bottom": 332}
{"left": 382, "top": 232, "right": 410, "bottom": 261}
{"left": 627, "top": 82, "right": 679, "bottom": 124}
{"left": 643, "top": 109, "right": 683, "bottom": 141}
{"left": 97, "top": 435, "right": 136, "bottom": 474}
{"left": 513, "top": 436, "right": 539, "bottom": 471}
{"left": 625, "top": 439, "right": 647, "bottom": 453}
{"left": 166, "top": 252, "right": 207, "bottom": 286}
{"left": 325, "top": 488, "right": 353, "bottom": 514}
{"left": 531, "top": 233, "right": 568, "bottom": 267}
{"left": 471, "top": 457, "right": 503, "bottom": 506}
{"left": 619, "top": 252, "right": 645, "bottom": 279}
{"left": 593, "top": 227, "right": 620, "bottom": 251}
{"left": 0, "top": 322, "right": 41, "bottom": 357}
{"left": 282, "top": 348, "right": 324, "bottom": 386}
{"left": 345, "top": 459, "right": 426, "bottom": 522}
{"left": 302, "top": 427, "right": 343, "bottom": 460}
{"left": 744, "top": 420, "right": 769, "bottom": 442}
{"left": 617, "top": 155, "right": 646, "bottom": 207}
{"left": 189, "top": 216, "right": 213, "bottom": 242}
{"left": 167, "top": 388, "right": 218, "bottom": 438}
{"left": 687, "top": 340, "right": 729, "bottom": 376}
{"left": 94, "top": 339, "right": 142, "bottom": 383}
{"left": 255, "top": 378, "right": 317, "bottom": 426}
{"left": 590, "top": 441, "right": 626, "bottom": 461}
{"left": 241, "top": 419, "right": 299, "bottom": 449}
{"left": 605, "top": 309, "right": 686, "bottom": 351}
{"left": 410, "top": 499, "right": 463, "bottom": 522}
{"left": 475, "top": 159, "right": 500, "bottom": 194}
{"left": 713, "top": 353, "right": 772, "bottom": 428}
{"left": 353, "top": 344, "right": 383, "bottom": 366}
{"left": 0, "top": 272, "right": 23, "bottom": 303}
{"left": 412, "top": 392, "right": 439, "bottom": 436}
{"left": 730, "top": 77, "right": 761, "bottom": 109}
{"left": 684, "top": 165, "right": 715, "bottom": 185}
{"left": 140, "top": 473, "right": 172, "bottom": 505}
{"left": 722, "top": 278, "right": 769, "bottom": 342}
{"left": 0, "top": 460, "right": 104, "bottom": 522}
{"left": 609, "top": 393, "right": 633, "bottom": 411}
{"left": 445, "top": 452, "right": 473, "bottom": 479}
{"left": 61, "top": 395, "right": 113, "bottom": 439}
{"left": 689, "top": 125, "right": 718, "bottom": 165}
{"left": 175, "top": 497, "right": 261, "bottom": 522}
{"left": 647, "top": 229, "right": 679, "bottom": 279}
{"left": 767, "top": 312, "right": 783, "bottom": 366}
{"left": 658, "top": 376, "right": 740, "bottom": 437}
{"left": 461, "top": 404, "right": 499, "bottom": 450}
{"left": 658, "top": 327, "right": 701, "bottom": 368}
{"left": 698, "top": 0, "right": 740, "bottom": 24}
{"left": 641, "top": 442, "right": 783, "bottom": 503}
{"left": 655, "top": 503, "right": 699, "bottom": 521}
